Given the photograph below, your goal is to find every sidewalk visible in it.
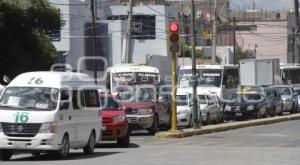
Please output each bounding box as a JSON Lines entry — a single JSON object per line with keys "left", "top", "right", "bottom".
{"left": 156, "top": 113, "right": 300, "bottom": 138}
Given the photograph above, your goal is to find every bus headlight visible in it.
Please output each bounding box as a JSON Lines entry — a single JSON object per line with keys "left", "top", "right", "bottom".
{"left": 247, "top": 105, "right": 255, "bottom": 111}
{"left": 39, "top": 122, "right": 58, "bottom": 133}
{"left": 138, "top": 109, "right": 153, "bottom": 115}
{"left": 113, "top": 116, "right": 126, "bottom": 123}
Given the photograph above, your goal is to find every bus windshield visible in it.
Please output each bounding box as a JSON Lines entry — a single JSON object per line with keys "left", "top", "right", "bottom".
{"left": 0, "top": 87, "right": 59, "bottom": 111}
{"left": 179, "top": 69, "right": 222, "bottom": 87}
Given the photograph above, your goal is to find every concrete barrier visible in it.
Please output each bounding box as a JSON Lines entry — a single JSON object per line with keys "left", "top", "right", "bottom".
{"left": 155, "top": 113, "right": 300, "bottom": 138}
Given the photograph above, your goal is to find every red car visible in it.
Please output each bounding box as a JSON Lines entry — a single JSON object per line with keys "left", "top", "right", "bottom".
{"left": 100, "top": 94, "right": 130, "bottom": 147}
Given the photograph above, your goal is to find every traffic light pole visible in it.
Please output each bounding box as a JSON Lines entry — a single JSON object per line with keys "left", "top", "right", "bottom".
{"left": 171, "top": 51, "right": 177, "bottom": 131}
{"left": 191, "top": 0, "right": 200, "bottom": 129}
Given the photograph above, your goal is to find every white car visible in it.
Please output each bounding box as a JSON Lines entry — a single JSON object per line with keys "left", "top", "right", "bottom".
{"left": 176, "top": 94, "right": 193, "bottom": 127}
{"left": 199, "top": 94, "right": 221, "bottom": 125}
{"left": 176, "top": 93, "right": 221, "bottom": 127}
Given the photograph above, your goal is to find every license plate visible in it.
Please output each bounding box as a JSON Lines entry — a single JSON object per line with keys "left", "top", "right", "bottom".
{"left": 13, "top": 141, "right": 27, "bottom": 148}
{"left": 102, "top": 126, "right": 107, "bottom": 131}
{"left": 236, "top": 112, "right": 243, "bottom": 116}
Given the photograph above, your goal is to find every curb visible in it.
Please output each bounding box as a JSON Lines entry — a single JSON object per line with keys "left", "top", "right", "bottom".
{"left": 155, "top": 114, "right": 300, "bottom": 138}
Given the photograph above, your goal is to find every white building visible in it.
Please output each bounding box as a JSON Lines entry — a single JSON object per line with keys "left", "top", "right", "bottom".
{"left": 50, "top": 1, "right": 177, "bottom": 84}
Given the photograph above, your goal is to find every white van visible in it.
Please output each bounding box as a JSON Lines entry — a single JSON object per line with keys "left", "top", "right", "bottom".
{"left": 0, "top": 72, "right": 102, "bottom": 160}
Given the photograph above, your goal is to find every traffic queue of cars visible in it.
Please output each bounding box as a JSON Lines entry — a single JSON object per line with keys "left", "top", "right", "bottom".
{"left": 223, "top": 85, "right": 299, "bottom": 121}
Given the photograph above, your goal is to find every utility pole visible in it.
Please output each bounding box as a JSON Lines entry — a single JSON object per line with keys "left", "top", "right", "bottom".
{"left": 233, "top": 17, "right": 236, "bottom": 65}
{"left": 212, "top": 0, "right": 217, "bottom": 64}
{"left": 90, "top": 0, "right": 97, "bottom": 84}
{"left": 252, "top": 0, "right": 255, "bottom": 25}
{"left": 191, "top": 0, "right": 200, "bottom": 129}
{"left": 124, "top": 0, "right": 134, "bottom": 63}
{"left": 294, "top": 0, "right": 300, "bottom": 63}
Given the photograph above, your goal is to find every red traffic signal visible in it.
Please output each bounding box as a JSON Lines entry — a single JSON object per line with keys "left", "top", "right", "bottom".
{"left": 169, "top": 22, "right": 179, "bottom": 32}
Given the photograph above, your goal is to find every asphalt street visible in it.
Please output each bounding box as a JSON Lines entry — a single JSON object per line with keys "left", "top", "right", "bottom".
{"left": 2, "top": 120, "right": 300, "bottom": 165}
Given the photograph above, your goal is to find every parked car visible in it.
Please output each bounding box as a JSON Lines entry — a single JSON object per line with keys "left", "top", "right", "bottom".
{"left": 118, "top": 86, "right": 171, "bottom": 135}
{"left": 176, "top": 93, "right": 193, "bottom": 128}
{"left": 272, "top": 85, "right": 298, "bottom": 114}
{"left": 199, "top": 94, "right": 221, "bottom": 125}
{"left": 100, "top": 94, "right": 129, "bottom": 147}
{"left": 292, "top": 86, "right": 300, "bottom": 112}
{"left": 263, "top": 87, "right": 284, "bottom": 116}
{"left": 224, "top": 91, "right": 268, "bottom": 120}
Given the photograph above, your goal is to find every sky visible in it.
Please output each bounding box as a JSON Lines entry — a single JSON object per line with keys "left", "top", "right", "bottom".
{"left": 231, "top": 0, "right": 294, "bottom": 11}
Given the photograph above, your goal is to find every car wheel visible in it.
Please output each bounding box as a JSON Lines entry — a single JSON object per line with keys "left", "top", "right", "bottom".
{"left": 264, "top": 108, "right": 269, "bottom": 118}
{"left": 55, "top": 135, "right": 69, "bottom": 159}
{"left": 117, "top": 131, "right": 130, "bottom": 148}
{"left": 147, "top": 115, "right": 158, "bottom": 135}
{"left": 0, "top": 150, "right": 13, "bottom": 161}
{"left": 255, "top": 110, "right": 260, "bottom": 119}
{"left": 32, "top": 151, "right": 41, "bottom": 156}
{"left": 206, "top": 113, "right": 211, "bottom": 125}
{"left": 83, "top": 132, "right": 95, "bottom": 155}
{"left": 187, "top": 115, "right": 193, "bottom": 128}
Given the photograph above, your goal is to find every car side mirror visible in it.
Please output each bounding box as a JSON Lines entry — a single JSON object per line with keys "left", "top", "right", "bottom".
{"left": 3, "top": 75, "right": 11, "bottom": 84}
{"left": 60, "top": 102, "right": 69, "bottom": 110}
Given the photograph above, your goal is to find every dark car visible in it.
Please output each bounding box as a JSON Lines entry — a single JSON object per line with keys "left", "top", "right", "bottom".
{"left": 264, "top": 87, "right": 284, "bottom": 116}
{"left": 224, "top": 91, "right": 268, "bottom": 120}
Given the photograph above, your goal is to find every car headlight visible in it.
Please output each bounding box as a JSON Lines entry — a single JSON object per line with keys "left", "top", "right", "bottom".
{"left": 247, "top": 105, "right": 255, "bottom": 111}
{"left": 39, "top": 122, "right": 58, "bottom": 133}
{"left": 177, "top": 109, "right": 189, "bottom": 115}
{"left": 113, "top": 115, "right": 126, "bottom": 123}
{"left": 138, "top": 109, "right": 153, "bottom": 115}
{"left": 224, "top": 105, "right": 232, "bottom": 111}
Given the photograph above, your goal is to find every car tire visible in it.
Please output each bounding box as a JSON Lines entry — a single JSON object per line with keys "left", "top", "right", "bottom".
{"left": 55, "top": 135, "right": 69, "bottom": 159}
{"left": 188, "top": 115, "right": 193, "bottom": 128}
{"left": 206, "top": 113, "right": 211, "bottom": 125}
{"left": 32, "top": 151, "right": 41, "bottom": 156}
{"left": 83, "top": 132, "right": 95, "bottom": 155}
{"left": 147, "top": 115, "right": 158, "bottom": 135}
{"left": 117, "top": 131, "right": 130, "bottom": 148}
{"left": 0, "top": 150, "right": 13, "bottom": 161}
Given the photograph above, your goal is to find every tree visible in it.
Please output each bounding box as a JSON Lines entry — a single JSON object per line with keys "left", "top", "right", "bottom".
{"left": 0, "top": 0, "right": 61, "bottom": 84}
{"left": 235, "top": 46, "right": 255, "bottom": 62}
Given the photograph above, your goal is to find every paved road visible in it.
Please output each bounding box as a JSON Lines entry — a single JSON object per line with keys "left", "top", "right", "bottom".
{"left": 3, "top": 120, "right": 300, "bottom": 165}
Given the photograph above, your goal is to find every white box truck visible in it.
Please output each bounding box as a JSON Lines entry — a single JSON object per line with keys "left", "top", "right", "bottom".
{"left": 239, "top": 59, "right": 281, "bottom": 86}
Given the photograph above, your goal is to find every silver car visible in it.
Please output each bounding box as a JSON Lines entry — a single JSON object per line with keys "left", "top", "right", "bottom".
{"left": 292, "top": 86, "right": 300, "bottom": 112}
{"left": 198, "top": 94, "right": 221, "bottom": 125}
{"left": 273, "top": 86, "right": 298, "bottom": 114}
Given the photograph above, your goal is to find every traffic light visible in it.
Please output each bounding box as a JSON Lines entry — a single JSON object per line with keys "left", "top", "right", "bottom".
{"left": 169, "top": 22, "right": 180, "bottom": 53}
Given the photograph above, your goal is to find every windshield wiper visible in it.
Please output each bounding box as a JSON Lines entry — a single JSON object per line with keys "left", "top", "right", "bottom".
{"left": 0, "top": 105, "right": 25, "bottom": 110}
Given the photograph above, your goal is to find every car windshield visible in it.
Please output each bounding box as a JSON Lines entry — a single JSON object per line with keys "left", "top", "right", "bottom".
{"left": 118, "top": 88, "right": 154, "bottom": 103}
{"left": 0, "top": 87, "right": 59, "bottom": 111}
{"left": 232, "top": 94, "right": 263, "bottom": 102}
{"left": 100, "top": 96, "right": 120, "bottom": 111}
{"left": 275, "top": 87, "right": 291, "bottom": 95}
{"left": 176, "top": 95, "right": 189, "bottom": 106}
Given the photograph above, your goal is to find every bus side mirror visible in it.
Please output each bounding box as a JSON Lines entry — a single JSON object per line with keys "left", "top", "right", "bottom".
{"left": 3, "top": 75, "right": 11, "bottom": 84}
{"left": 60, "top": 92, "right": 70, "bottom": 110}
{"left": 60, "top": 102, "right": 69, "bottom": 110}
